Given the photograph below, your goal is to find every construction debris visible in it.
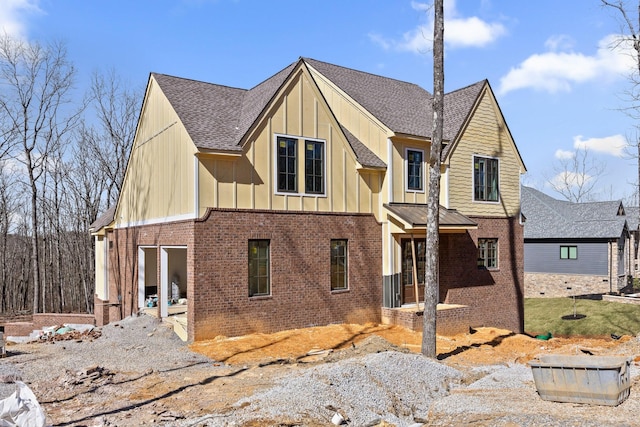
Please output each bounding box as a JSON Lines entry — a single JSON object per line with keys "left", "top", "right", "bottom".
{"left": 39, "top": 326, "right": 101, "bottom": 343}
{"left": 58, "top": 366, "right": 114, "bottom": 389}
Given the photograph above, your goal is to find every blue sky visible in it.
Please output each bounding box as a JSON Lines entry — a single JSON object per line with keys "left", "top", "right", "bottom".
{"left": 2, "top": 0, "right": 638, "bottom": 203}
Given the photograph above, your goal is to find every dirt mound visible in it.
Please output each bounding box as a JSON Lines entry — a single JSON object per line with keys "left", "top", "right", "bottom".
{"left": 190, "top": 324, "right": 637, "bottom": 368}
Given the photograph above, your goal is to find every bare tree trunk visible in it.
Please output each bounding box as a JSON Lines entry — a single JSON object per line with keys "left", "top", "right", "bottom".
{"left": 422, "top": 0, "right": 444, "bottom": 358}
{"left": 27, "top": 162, "right": 41, "bottom": 314}
{"left": 0, "top": 35, "right": 80, "bottom": 314}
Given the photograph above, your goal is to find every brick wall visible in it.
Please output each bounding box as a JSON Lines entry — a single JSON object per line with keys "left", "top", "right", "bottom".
{"left": 106, "top": 209, "right": 382, "bottom": 341}
{"left": 525, "top": 272, "right": 612, "bottom": 297}
{"left": 381, "top": 304, "right": 470, "bottom": 336}
{"left": 440, "top": 216, "right": 524, "bottom": 333}
{"left": 3, "top": 313, "right": 95, "bottom": 337}
{"left": 93, "top": 297, "right": 110, "bottom": 326}
{"left": 107, "top": 221, "right": 195, "bottom": 326}
{"left": 191, "top": 209, "right": 382, "bottom": 340}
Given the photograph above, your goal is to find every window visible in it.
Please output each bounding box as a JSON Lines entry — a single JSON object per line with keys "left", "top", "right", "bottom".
{"left": 305, "top": 140, "right": 324, "bottom": 194}
{"left": 478, "top": 238, "right": 498, "bottom": 269}
{"left": 331, "top": 239, "right": 348, "bottom": 290}
{"left": 275, "top": 135, "right": 326, "bottom": 195}
{"left": 560, "top": 245, "right": 577, "bottom": 260}
{"left": 406, "top": 149, "right": 423, "bottom": 191}
{"left": 249, "top": 240, "right": 270, "bottom": 296}
{"left": 277, "top": 137, "right": 297, "bottom": 192}
{"left": 474, "top": 156, "right": 499, "bottom": 202}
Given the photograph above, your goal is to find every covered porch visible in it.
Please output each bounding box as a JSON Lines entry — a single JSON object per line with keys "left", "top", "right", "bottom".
{"left": 382, "top": 202, "right": 477, "bottom": 303}
{"left": 381, "top": 203, "right": 476, "bottom": 335}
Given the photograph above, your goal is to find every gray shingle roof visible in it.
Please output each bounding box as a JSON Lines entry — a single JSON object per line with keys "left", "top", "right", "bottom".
{"left": 521, "top": 186, "right": 628, "bottom": 239}
{"left": 152, "top": 63, "right": 297, "bottom": 152}
{"left": 152, "top": 57, "right": 489, "bottom": 164}
{"left": 305, "top": 58, "right": 484, "bottom": 145}
{"left": 89, "top": 205, "right": 116, "bottom": 232}
{"left": 304, "top": 58, "right": 433, "bottom": 138}
{"left": 340, "top": 125, "right": 386, "bottom": 169}
{"left": 441, "top": 81, "right": 486, "bottom": 158}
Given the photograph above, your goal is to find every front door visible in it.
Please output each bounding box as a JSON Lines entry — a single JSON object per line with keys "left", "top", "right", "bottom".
{"left": 401, "top": 238, "right": 425, "bottom": 305}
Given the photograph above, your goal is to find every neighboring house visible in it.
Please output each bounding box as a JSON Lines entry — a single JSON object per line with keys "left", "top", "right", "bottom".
{"left": 521, "top": 186, "right": 631, "bottom": 297}
{"left": 90, "top": 57, "right": 526, "bottom": 342}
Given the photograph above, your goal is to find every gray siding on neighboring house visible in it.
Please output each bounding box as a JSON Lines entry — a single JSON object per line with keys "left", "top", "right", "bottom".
{"left": 524, "top": 241, "right": 608, "bottom": 275}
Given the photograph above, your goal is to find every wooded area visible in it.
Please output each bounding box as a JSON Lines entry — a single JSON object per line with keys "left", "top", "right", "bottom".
{"left": 0, "top": 34, "right": 139, "bottom": 316}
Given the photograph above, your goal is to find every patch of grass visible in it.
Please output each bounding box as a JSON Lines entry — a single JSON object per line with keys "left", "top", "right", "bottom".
{"left": 524, "top": 297, "right": 640, "bottom": 337}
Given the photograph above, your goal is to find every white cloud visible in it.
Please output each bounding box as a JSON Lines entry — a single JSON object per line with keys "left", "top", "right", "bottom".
{"left": 544, "top": 35, "right": 574, "bottom": 51}
{"left": 550, "top": 170, "right": 593, "bottom": 188}
{"left": 573, "top": 134, "right": 627, "bottom": 157}
{"left": 410, "top": 1, "right": 430, "bottom": 12}
{"left": 395, "top": 25, "right": 432, "bottom": 53}
{"left": 371, "top": 0, "right": 506, "bottom": 53}
{"left": 446, "top": 16, "right": 506, "bottom": 48}
{"left": 368, "top": 32, "right": 392, "bottom": 51}
{"left": 499, "top": 34, "right": 636, "bottom": 95}
{"left": 555, "top": 149, "right": 574, "bottom": 160}
{"left": 0, "top": 0, "right": 41, "bottom": 38}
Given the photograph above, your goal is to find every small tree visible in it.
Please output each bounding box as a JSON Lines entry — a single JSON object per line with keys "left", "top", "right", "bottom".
{"left": 546, "top": 146, "right": 605, "bottom": 202}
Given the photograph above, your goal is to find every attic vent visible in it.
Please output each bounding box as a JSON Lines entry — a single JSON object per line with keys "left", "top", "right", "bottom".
{"left": 618, "top": 204, "right": 625, "bottom": 216}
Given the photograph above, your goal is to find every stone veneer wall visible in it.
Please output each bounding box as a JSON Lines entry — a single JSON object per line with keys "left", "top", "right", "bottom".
{"left": 524, "top": 272, "right": 612, "bottom": 297}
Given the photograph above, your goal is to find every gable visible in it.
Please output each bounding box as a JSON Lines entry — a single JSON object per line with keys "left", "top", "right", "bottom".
{"left": 445, "top": 86, "right": 525, "bottom": 217}
{"left": 196, "top": 63, "right": 383, "bottom": 215}
{"left": 116, "top": 76, "right": 198, "bottom": 227}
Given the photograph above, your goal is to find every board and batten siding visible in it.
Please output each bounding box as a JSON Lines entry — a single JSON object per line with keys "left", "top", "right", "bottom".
{"left": 524, "top": 242, "right": 608, "bottom": 275}
{"left": 389, "top": 138, "right": 429, "bottom": 204}
{"left": 446, "top": 89, "right": 523, "bottom": 217}
{"left": 197, "top": 68, "right": 380, "bottom": 217}
{"left": 307, "top": 66, "right": 390, "bottom": 166}
{"left": 117, "top": 78, "right": 197, "bottom": 226}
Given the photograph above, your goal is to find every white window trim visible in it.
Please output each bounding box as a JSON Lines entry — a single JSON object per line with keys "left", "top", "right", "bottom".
{"left": 137, "top": 246, "right": 157, "bottom": 309}
{"left": 472, "top": 154, "right": 500, "bottom": 204}
{"left": 405, "top": 147, "right": 425, "bottom": 193}
{"left": 273, "top": 133, "right": 327, "bottom": 198}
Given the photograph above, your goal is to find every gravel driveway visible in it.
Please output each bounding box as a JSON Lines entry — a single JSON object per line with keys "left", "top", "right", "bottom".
{"left": 0, "top": 314, "right": 639, "bottom": 426}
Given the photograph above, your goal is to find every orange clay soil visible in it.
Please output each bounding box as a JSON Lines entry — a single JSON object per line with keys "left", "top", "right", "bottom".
{"left": 189, "top": 323, "right": 635, "bottom": 368}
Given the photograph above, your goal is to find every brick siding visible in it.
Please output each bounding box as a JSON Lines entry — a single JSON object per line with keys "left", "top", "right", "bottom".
{"left": 106, "top": 209, "right": 382, "bottom": 341}
{"left": 440, "top": 216, "right": 524, "bottom": 333}
{"left": 381, "top": 304, "right": 470, "bottom": 336}
{"left": 190, "top": 209, "right": 382, "bottom": 340}
{"left": 3, "top": 313, "right": 95, "bottom": 337}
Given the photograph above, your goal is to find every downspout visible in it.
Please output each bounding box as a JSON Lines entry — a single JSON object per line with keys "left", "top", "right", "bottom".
{"left": 194, "top": 155, "right": 200, "bottom": 218}
{"left": 387, "top": 138, "right": 395, "bottom": 305}
{"left": 609, "top": 241, "right": 613, "bottom": 294}
{"left": 628, "top": 231, "right": 632, "bottom": 281}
